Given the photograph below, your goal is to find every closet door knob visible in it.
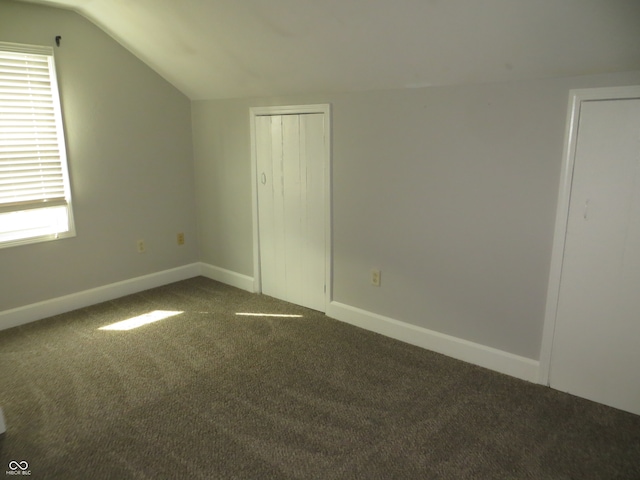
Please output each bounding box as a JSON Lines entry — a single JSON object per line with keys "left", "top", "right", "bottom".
{"left": 261, "top": 173, "right": 267, "bottom": 185}
{"left": 584, "top": 198, "right": 590, "bottom": 220}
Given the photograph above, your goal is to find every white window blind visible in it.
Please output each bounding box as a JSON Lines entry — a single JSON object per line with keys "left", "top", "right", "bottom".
{"left": 0, "top": 42, "right": 74, "bottom": 247}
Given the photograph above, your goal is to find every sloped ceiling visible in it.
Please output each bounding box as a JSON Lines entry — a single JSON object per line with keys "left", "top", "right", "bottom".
{"left": 18, "top": 0, "right": 640, "bottom": 100}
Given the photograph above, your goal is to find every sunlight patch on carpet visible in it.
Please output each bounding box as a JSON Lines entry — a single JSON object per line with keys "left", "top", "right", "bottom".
{"left": 99, "top": 310, "right": 183, "bottom": 331}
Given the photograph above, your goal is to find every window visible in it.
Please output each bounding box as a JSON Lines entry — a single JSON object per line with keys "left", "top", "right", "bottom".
{"left": 0, "top": 41, "right": 74, "bottom": 248}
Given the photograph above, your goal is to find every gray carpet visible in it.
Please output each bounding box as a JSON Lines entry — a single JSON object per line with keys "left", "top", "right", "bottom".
{"left": 0, "top": 276, "right": 639, "bottom": 479}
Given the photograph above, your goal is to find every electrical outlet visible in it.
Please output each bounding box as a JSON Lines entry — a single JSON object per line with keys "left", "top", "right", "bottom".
{"left": 177, "top": 232, "right": 185, "bottom": 245}
{"left": 371, "top": 268, "right": 381, "bottom": 287}
{"left": 137, "top": 239, "right": 146, "bottom": 253}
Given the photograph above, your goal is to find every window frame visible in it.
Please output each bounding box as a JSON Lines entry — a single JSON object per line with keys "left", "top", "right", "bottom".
{"left": 0, "top": 41, "right": 75, "bottom": 249}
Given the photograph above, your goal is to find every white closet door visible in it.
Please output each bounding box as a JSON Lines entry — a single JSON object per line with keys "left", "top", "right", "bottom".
{"left": 256, "top": 113, "right": 326, "bottom": 311}
{"left": 550, "top": 98, "right": 640, "bottom": 415}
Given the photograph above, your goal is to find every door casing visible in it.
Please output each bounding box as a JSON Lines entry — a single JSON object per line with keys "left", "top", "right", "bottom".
{"left": 539, "top": 85, "right": 640, "bottom": 385}
{"left": 249, "top": 104, "right": 332, "bottom": 310}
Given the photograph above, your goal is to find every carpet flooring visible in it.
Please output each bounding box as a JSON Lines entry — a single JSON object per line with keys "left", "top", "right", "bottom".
{"left": 1, "top": 276, "right": 639, "bottom": 479}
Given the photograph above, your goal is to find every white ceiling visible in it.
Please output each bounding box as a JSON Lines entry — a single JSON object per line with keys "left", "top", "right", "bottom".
{"left": 20, "top": 0, "right": 640, "bottom": 100}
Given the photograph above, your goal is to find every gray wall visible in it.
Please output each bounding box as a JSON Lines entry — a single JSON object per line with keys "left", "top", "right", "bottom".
{"left": 0, "top": 1, "right": 198, "bottom": 311}
{"left": 4, "top": 0, "right": 640, "bottom": 363}
{"left": 193, "top": 71, "right": 640, "bottom": 361}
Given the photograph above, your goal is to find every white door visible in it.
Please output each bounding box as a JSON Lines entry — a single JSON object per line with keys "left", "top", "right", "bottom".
{"left": 550, "top": 95, "right": 640, "bottom": 415}
{"left": 255, "top": 112, "right": 326, "bottom": 312}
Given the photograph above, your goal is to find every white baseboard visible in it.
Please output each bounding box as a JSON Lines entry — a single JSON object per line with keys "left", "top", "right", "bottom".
{"left": 192, "top": 267, "right": 538, "bottom": 383}
{"left": 0, "top": 263, "right": 201, "bottom": 332}
{"left": 199, "top": 263, "right": 254, "bottom": 292}
{"left": 0, "top": 262, "right": 539, "bottom": 384}
{"left": 326, "top": 301, "right": 540, "bottom": 383}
